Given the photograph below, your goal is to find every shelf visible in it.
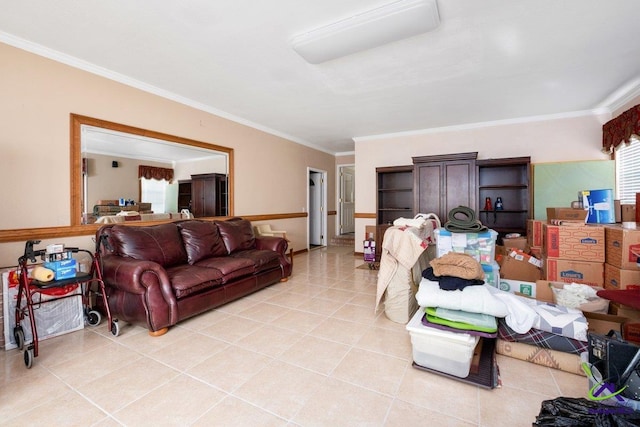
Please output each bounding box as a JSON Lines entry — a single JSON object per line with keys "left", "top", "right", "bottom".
{"left": 478, "top": 185, "right": 528, "bottom": 190}
{"left": 477, "top": 157, "right": 530, "bottom": 237}
{"left": 377, "top": 165, "right": 414, "bottom": 226}
{"left": 479, "top": 210, "right": 528, "bottom": 214}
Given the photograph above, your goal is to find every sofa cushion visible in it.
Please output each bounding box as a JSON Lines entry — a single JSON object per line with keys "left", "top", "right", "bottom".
{"left": 231, "top": 249, "right": 281, "bottom": 273}
{"left": 166, "top": 264, "right": 224, "bottom": 299}
{"left": 194, "top": 257, "right": 255, "bottom": 284}
{"left": 177, "top": 220, "right": 227, "bottom": 264}
{"left": 110, "top": 223, "right": 187, "bottom": 267}
{"left": 215, "top": 218, "right": 255, "bottom": 254}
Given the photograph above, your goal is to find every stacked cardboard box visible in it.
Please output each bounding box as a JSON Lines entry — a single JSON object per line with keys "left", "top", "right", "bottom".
{"left": 526, "top": 219, "right": 544, "bottom": 257}
{"left": 541, "top": 223, "right": 605, "bottom": 287}
{"left": 603, "top": 225, "right": 640, "bottom": 291}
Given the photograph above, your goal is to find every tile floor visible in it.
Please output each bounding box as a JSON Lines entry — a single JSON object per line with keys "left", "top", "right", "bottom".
{"left": 0, "top": 245, "right": 587, "bottom": 426}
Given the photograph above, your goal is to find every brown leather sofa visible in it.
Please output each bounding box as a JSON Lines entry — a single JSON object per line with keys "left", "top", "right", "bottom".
{"left": 96, "top": 217, "right": 292, "bottom": 336}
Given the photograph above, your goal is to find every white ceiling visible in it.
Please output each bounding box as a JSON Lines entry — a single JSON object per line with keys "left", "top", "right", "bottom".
{"left": 2, "top": 0, "right": 640, "bottom": 155}
{"left": 81, "top": 125, "right": 224, "bottom": 164}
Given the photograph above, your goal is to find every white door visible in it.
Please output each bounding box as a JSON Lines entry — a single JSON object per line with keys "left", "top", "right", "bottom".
{"left": 339, "top": 166, "right": 355, "bottom": 234}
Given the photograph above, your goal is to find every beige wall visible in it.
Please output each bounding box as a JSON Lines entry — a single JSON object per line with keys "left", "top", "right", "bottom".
{"left": 353, "top": 113, "right": 613, "bottom": 251}
{"left": 86, "top": 154, "right": 171, "bottom": 211}
{"left": 0, "top": 42, "right": 335, "bottom": 266}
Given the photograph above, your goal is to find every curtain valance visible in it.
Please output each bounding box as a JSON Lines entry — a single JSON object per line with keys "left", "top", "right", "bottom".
{"left": 602, "top": 104, "right": 640, "bottom": 153}
{"left": 138, "top": 165, "right": 174, "bottom": 181}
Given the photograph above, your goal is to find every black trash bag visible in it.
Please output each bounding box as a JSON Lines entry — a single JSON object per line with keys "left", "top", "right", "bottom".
{"left": 533, "top": 397, "right": 640, "bottom": 427}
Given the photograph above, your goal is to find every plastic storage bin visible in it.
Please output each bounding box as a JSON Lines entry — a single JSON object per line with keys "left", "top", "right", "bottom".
{"left": 406, "top": 308, "right": 480, "bottom": 378}
{"left": 435, "top": 228, "right": 498, "bottom": 265}
{"left": 482, "top": 262, "right": 500, "bottom": 289}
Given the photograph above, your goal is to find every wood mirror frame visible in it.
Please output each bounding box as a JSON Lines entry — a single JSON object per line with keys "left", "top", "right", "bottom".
{"left": 70, "top": 113, "right": 234, "bottom": 226}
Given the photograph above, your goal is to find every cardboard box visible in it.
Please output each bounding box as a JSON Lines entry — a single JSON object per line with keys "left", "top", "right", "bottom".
{"left": 585, "top": 311, "right": 627, "bottom": 335}
{"left": 51, "top": 266, "right": 77, "bottom": 280}
{"left": 529, "top": 246, "right": 542, "bottom": 259}
{"left": 499, "top": 278, "right": 537, "bottom": 298}
{"left": 605, "top": 225, "right": 640, "bottom": 269}
{"left": 609, "top": 302, "right": 640, "bottom": 321}
{"left": 527, "top": 219, "right": 544, "bottom": 247}
{"left": 624, "top": 322, "right": 640, "bottom": 344}
{"left": 548, "top": 281, "right": 609, "bottom": 314}
{"left": 499, "top": 252, "right": 543, "bottom": 282}
{"left": 535, "top": 280, "right": 554, "bottom": 302}
{"left": 604, "top": 263, "right": 640, "bottom": 290}
{"left": 44, "top": 258, "right": 77, "bottom": 271}
{"left": 536, "top": 280, "right": 609, "bottom": 311}
{"left": 543, "top": 258, "right": 604, "bottom": 287}
{"left": 546, "top": 207, "right": 588, "bottom": 222}
{"left": 503, "top": 236, "right": 527, "bottom": 251}
{"left": 542, "top": 223, "right": 605, "bottom": 262}
{"left": 622, "top": 204, "right": 637, "bottom": 222}
{"left": 582, "top": 189, "right": 616, "bottom": 224}
{"left": 363, "top": 239, "right": 376, "bottom": 262}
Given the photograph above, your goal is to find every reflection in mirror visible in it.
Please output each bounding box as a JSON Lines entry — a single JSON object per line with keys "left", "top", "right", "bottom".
{"left": 70, "top": 114, "right": 233, "bottom": 226}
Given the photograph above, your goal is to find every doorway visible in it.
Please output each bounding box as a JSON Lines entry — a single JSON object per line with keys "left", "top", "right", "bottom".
{"left": 338, "top": 165, "right": 355, "bottom": 235}
{"left": 308, "top": 168, "right": 327, "bottom": 249}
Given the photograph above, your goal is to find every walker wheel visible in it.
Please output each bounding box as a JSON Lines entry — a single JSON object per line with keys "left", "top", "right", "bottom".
{"left": 13, "top": 326, "right": 25, "bottom": 350}
{"left": 87, "top": 310, "right": 102, "bottom": 327}
{"left": 24, "top": 347, "right": 34, "bottom": 369}
{"left": 111, "top": 320, "right": 120, "bottom": 337}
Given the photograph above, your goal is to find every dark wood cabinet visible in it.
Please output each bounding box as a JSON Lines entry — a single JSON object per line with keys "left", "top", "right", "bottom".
{"left": 178, "top": 180, "right": 192, "bottom": 211}
{"left": 477, "top": 157, "right": 531, "bottom": 242}
{"left": 413, "top": 152, "right": 477, "bottom": 222}
{"left": 376, "top": 165, "right": 414, "bottom": 226}
{"left": 191, "top": 173, "right": 228, "bottom": 217}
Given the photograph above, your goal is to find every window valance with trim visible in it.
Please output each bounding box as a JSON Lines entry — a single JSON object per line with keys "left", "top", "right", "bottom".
{"left": 138, "top": 165, "right": 174, "bottom": 181}
{"left": 602, "top": 104, "right": 640, "bottom": 153}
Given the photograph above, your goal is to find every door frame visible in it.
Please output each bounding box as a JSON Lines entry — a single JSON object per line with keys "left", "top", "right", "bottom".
{"left": 337, "top": 164, "right": 355, "bottom": 235}
{"left": 307, "top": 167, "right": 327, "bottom": 249}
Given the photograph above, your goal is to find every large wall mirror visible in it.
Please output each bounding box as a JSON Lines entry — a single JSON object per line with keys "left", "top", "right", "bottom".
{"left": 70, "top": 114, "right": 234, "bottom": 226}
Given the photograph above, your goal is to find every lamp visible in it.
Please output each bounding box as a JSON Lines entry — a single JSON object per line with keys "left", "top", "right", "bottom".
{"left": 291, "top": 0, "right": 440, "bottom": 64}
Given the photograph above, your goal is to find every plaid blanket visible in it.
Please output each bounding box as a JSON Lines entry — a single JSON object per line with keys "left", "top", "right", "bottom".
{"left": 497, "top": 318, "right": 587, "bottom": 355}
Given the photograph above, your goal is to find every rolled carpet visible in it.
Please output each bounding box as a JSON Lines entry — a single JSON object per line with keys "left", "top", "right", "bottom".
{"left": 444, "top": 206, "right": 487, "bottom": 232}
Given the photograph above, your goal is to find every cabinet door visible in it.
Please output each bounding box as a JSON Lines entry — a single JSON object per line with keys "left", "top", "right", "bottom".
{"left": 414, "top": 163, "right": 443, "bottom": 218}
{"left": 443, "top": 160, "right": 476, "bottom": 218}
{"left": 191, "top": 176, "right": 217, "bottom": 217}
{"left": 191, "top": 178, "right": 205, "bottom": 217}
{"left": 413, "top": 153, "right": 477, "bottom": 221}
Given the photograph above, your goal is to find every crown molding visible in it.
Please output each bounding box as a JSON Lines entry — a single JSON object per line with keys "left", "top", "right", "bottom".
{"left": 354, "top": 109, "right": 607, "bottom": 142}
{"left": 0, "top": 32, "right": 338, "bottom": 156}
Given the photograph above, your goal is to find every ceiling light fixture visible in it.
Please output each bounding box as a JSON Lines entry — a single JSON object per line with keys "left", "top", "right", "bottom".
{"left": 291, "top": 0, "right": 440, "bottom": 64}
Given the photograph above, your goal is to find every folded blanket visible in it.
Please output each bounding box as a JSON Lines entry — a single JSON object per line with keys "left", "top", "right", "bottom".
{"left": 520, "top": 298, "right": 588, "bottom": 342}
{"left": 497, "top": 318, "right": 588, "bottom": 355}
{"left": 429, "top": 252, "right": 485, "bottom": 280}
{"left": 444, "top": 206, "right": 487, "bottom": 232}
{"left": 422, "top": 267, "right": 484, "bottom": 291}
{"left": 416, "top": 279, "right": 509, "bottom": 318}
{"left": 416, "top": 278, "right": 586, "bottom": 339}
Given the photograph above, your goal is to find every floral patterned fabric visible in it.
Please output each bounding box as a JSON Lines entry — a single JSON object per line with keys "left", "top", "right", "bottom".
{"left": 602, "top": 104, "right": 640, "bottom": 152}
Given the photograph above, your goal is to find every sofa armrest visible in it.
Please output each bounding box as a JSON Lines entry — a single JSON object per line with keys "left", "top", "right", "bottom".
{"left": 255, "top": 236, "right": 292, "bottom": 277}
{"left": 101, "top": 255, "right": 178, "bottom": 322}
{"left": 254, "top": 236, "right": 286, "bottom": 253}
